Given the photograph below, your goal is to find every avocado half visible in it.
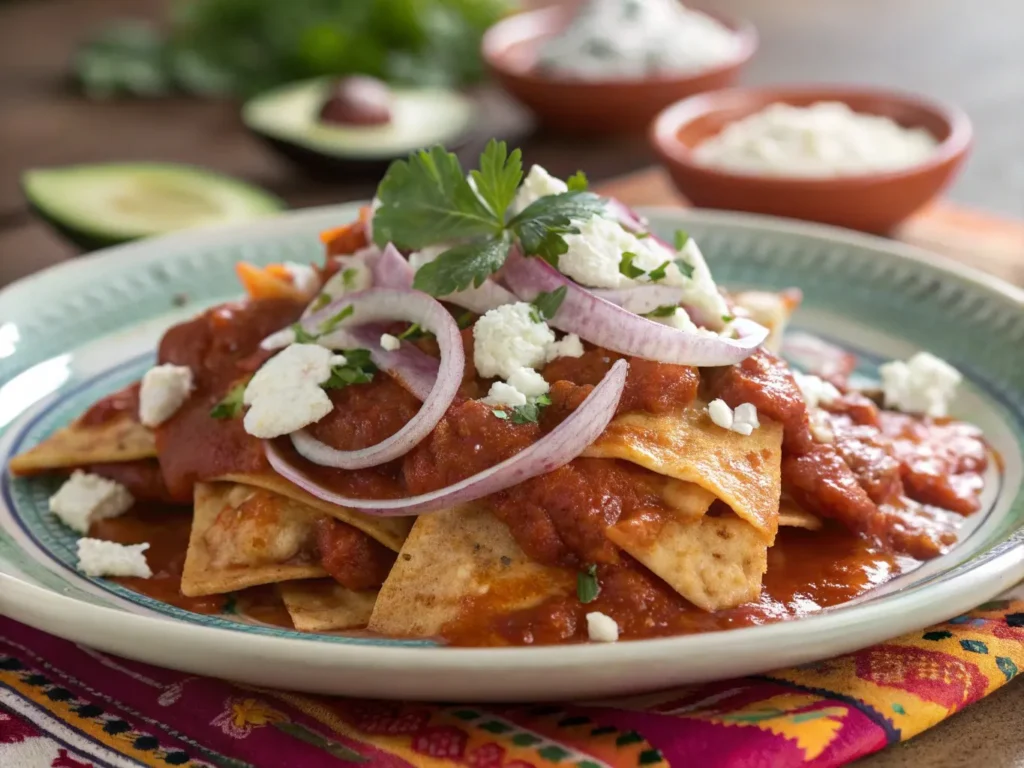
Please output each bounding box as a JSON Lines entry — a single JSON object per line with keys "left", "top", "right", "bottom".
{"left": 243, "top": 78, "right": 476, "bottom": 178}
{"left": 23, "top": 163, "right": 285, "bottom": 251}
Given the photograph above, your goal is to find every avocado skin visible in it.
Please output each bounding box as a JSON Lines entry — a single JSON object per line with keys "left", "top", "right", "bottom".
{"left": 25, "top": 197, "right": 127, "bottom": 252}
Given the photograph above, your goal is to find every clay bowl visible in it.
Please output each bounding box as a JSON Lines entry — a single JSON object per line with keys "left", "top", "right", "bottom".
{"left": 650, "top": 86, "right": 973, "bottom": 233}
{"left": 482, "top": 6, "right": 757, "bottom": 136}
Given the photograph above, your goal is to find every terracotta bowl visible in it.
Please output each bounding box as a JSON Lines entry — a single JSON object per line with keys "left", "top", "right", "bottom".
{"left": 482, "top": 6, "right": 757, "bottom": 136}
{"left": 650, "top": 86, "right": 973, "bottom": 233}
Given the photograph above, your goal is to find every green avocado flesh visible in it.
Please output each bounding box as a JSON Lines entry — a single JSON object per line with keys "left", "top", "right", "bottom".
{"left": 243, "top": 78, "right": 475, "bottom": 160}
{"left": 23, "top": 163, "right": 284, "bottom": 248}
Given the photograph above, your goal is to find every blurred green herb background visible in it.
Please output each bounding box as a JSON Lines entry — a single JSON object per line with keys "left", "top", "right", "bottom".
{"left": 74, "top": 0, "right": 512, "bottom": 99}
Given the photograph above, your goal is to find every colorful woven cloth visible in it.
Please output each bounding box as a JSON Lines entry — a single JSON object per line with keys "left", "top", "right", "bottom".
{"left": 2, "top": 596, "right": 1024, "bottom": 768}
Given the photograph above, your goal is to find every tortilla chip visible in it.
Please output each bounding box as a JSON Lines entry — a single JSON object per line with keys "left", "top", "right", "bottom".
{"left": 732, "top": 289, "right": 801, "bottom": 353}
{"left": 585, "top": 402, "right": 784, "bottom": 541}
{"left": 9, "top": 416, "right": 156, "bottom": 476}
{"left": 779, "top": 498, "right": 823, "bottom": 531}
{"left": 219, "top": 471, "right": 411, "bottom": 553}
{"left": 368, "top": 505, "right": 571, "bottom": 639}
{"left": 182, "top": 482, "right": 325, "bottom": 597}
{"left": 278, "top": 580, "right": 377, "bottom": 632}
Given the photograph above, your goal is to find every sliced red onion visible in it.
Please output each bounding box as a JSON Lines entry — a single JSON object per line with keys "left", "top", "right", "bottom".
{"left": 591, "top": 284, "right": 685, "bottom": 315}
{"left": 266, "top": 359, "right": 628, "bottom": 516}
{"left": 372, "top": 243, "right": 414, "bottom": 289}
{"left": 293, "top": 288, "right": 463, "bottom": 469}
{"left": 503, "top": 250, "right": 767, "bottom": 367}
{"left": 320, "top": 322, "right": 437, "bottom": 401}
{"left": 446, "top": 280, "right": 517, "bottom": 314}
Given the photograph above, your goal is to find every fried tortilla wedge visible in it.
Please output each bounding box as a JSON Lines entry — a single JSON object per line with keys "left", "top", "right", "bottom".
{"left": 368, "top": 505, "right": 571, "bottom": 639}
{"left": 278, "top": 580, "right": 378, "bottom": 632}
{"left": 182, "top": 482, "right": 326, "bottom": 597}
{"left": 584, "top": 402, "right": 784, "bottom": 542}
{"left": 219, "top": 471, "right": 411, "bottom": 553}
{"left": 9, "top": 415, "right": 155, "bottom": 476}
{"left": 779, "top": 497, "right": 823, "bottom": 531}
{"left": 732, "top": 289, "right": 801, "bottom": 354}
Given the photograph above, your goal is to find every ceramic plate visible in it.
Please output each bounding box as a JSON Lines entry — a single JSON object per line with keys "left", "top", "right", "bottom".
{"left": 1, "top": 206, "right": 1022, "bottom": 702}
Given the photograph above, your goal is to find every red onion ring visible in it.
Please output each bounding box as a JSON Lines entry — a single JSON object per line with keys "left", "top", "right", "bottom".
{"left": 446, "top": 280, "right": 517, "bottom": 314}
{"left": 293, "top": 288, "right": 463, "bottom": 469}
{"left": 503, "top": 250, "right": 768, "bottom": 367}
{"left": 266, "top": 359, "right": 628, "bottom": 516}
{"left": 372, "top": 243, "right": 414, "bottom": 289}
{"left": 591, "top": 285, "right": 686, "bottom": 315}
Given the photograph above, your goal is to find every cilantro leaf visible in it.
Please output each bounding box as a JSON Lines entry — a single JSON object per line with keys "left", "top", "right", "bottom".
{"left": 322, "top": 349, "right": 377, "bottom": 390}
{"left": 469, "top": 139, "right": 522, "bottom": 225}
{"left": 722, "top": 314, "right": 735, "bottom": 324}
{"left": 509, "top": 191, "right": 607, "bottom": 265}
{"left": 647, "top": 260, "right": 671, "bottom": 282}
{"left": 636, "top": 231, "right": 651, "bottom": 239}
{"left": 577, "top": 564, "right": 600, "bottom": 603}
{"left": 210, "top": 381, "right": 247, "bottom": 420}
{"left": 492, "top": 409, "right": 509, "bottom": 420}
{"left": 645, "top": 305, "right": 679, "bottom": 318}
{"left": 310, "top": 292, "right": 331, "bottom": 311}
{"left": 619, "top": 252, "right": 645, "bottom": 279}
{"left": 341, "top": 267, "right": 359, "bottom": 290}
{"left": 412, "top": 232, "right": 513, "bottom": 296}
{"left": 674, "top": 257, "right": 695, "bottom": 280}
{"left": 674, "top": 229, "right": 690, "bottom": 250}
{"left": 291, "top": 322, "right": 318, "bottom": 343}
{"left": 456, "top": 310, "right": 477, "bottom": 329}
{"left": 566, "top": 170, "right": 588, "bottom": 192}
{"left": 397, "top": 323, "right": 431, "bottom": 341}
{"left": 372, "top": 146, "right": 501, "bottom": 249}
{"left": 320, "top": 304, "right": 354, "bottom": 334}
{"left": 509, "top": 393, "right": 552, "bottom": 424}
{"left": 531, "top": 286, "right": 567, "bottom": 321}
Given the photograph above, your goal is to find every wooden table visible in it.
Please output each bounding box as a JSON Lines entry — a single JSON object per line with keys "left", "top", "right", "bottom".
{"left": 1, "top": 1, "right": 1023, "bottom": 764}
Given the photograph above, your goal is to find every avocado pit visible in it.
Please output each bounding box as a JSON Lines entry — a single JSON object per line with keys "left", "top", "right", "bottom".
{"left": 319, "top": 76, "right": 393, "bottom": 127}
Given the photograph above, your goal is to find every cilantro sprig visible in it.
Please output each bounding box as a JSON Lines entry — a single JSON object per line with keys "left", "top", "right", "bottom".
{"left": 577, "top": 563, "right": 600, "bottom": 603}
{"left": 373, "top": 140, "right": 606, "bottom": 297}
{"left": 210, "top": 381, "right": 247, "bottom": 420}
{"left": 322, "top": 349, "right": 377, "bottom": 390}
{"left": 619, "top": 252, "right": 671, "bottom": 283}
{"left": 530, "top": 287, "right": 567, "bottom": 323}
{"left": 491, "top": 393, "right": 551, "bottom": 424}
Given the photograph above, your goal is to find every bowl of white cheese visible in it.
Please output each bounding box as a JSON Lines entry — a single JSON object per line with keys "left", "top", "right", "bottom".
{"left": 651, "top": 86, "right": 972, "bottom": 233}
{"left": 482, "top": 0, "right": 757, "bottom": 135}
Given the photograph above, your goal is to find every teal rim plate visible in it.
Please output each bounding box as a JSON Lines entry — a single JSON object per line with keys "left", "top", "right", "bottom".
{"left": 0, "top": 205, "right": 1021, "bottom": 701}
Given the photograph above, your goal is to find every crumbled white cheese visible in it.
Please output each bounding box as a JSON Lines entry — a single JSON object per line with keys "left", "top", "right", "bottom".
{"left": 49, "top": 471, "right": 134, "bottom": 534}
{"left": 283, "top": 262, "right": 320, "bottom": 296}
{"left": 380, "top": 333, "right": 401, "bottom": 352}
{"left": 809, "top": 409, "right": 836, "bottom": 444}
{"left": 321, "top": 253, "right": 373, "bottom": 299}
{"left": 507, "top": 367, "right": 550, "bottom": 398}
{"left": 545, "top": 333, "right": 585, "bottom": 362}
{"left": 879, "top": 352, "right": 962, "bottom": 418}
{"left": 138, "top": 364, "right": 193, "bottom": 427}
{"left": 243, "top": 344, "right": 335, "bottom": 438}
{"left": 511, "top": 165, "right": 569, "bottom": 215}
{"left": 586, "top": 611, "right": 619, "bottom": 643}
{"left": 538, "top": 0, "right": 740, "bottom": 80}
{"left": 559, "top": 215, "right": 674, "bottom": 289}
{"left": 77, "top": 538, "right": 152, "bottom": 579}
{"left": 483, "top": 381, "right": 529, "bottom": 408}
{"left": 674, "top": 238, "right": 730, "bottom": 327}
{"left": 650, "top": 307, "right": 698, "bottom": 333}
{"left": 708, "top": 399, "right": 734, "bottom": 430}
{"left": 407, "top": 244, "right": 449, "bottom": 273}
{"left": 732, "top": 422, "right": 754, "bottom": 436}
{"left": 330, "top": 354, "right": 348, "bottom": 366}
{"left": 793, "top": 371, "right": 841, "bottom": 410}
{"left": 733, "top": 402, "right": 759, "bottom": 429}
{"left": 693, "top": 101, "right": 938, "bottom": 177}
{"left": 260, "top": 327, "right": 297, "bottom": 351}
{"left": 473, "top": 302, "right": 557, "bottom": 380}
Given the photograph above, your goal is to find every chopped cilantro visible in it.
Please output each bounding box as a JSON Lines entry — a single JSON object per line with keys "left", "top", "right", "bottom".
{"left": 721, "top": 314, "right": 735, "bottom": 324}
{"left": 647, "top": 260, "right": 671, "bottom": 282}
{"left": 674, "top": 257, "right": 695, "bottom": 280}
{"left": 566, "top": 170, "right": 588, "bottom": 192}
{"left": 492, "top": 409, "right": 509, "bottom": 420}
{"left": 322, "top": 348, "right": 377, "bottom": 390}
{"left": 577, "top": 564, "right": 600, "bottom": 604}
{"left": 509, "top": 393, "right": 551, "bottom": 424}
{"left": 636, "top": 231, "right": 651, "bottom": 239}
{"left": 310, "top": 292, "right": 331, "bottom": 311}
{"left": 456, "top": 310, "right": 477, "bottom": 330}
{"left": 341, "top": 268, "right": 359, "bottom": 290}
{"left": 619, "top": 252, "right": 645, "bottom": 279}
{"left": 531, "top": 286, "right": 568, "bottom": 322}
{"left": 320, "top": 304, "right": 354, "bottom": 334}
{"left": 291, "top": 322, "right": 319, "bottom": 344}
{"left": 674, "top": 229, "right": 690, "bottom": 250}
{"left": 375, "top": 140, "right": 605, "bottom": 296}
{"left": 210, "top": 381, "right": 247, "bottom": 419}
{"left": 645, "top": 305, "right": 679, "bottom": 318}
{"left": 397, "top": 323, "right": 431, "bottom": 341}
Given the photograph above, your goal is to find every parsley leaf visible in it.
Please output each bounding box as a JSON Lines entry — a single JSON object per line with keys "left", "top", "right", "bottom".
{"left": 372, "top": 145, "right": 501, "bottom": 249}
{"left": 469, "top": 139, "right": 522, "bottom": 225}
{"left": 566, "top": 170, "right": 588, "bottom": 192}
{"left": 577, "top": 564, "right": 600, "bottom": 603}
{"left": 510, "top": 393, "right": 552, "bottom": 424}
{"left": 508, "top": 191, "right": 607, "bottom": 266}
{"left": 674, "top": 257, "right": 695, "bottom": 280}
{"left": 645, "top": 304, "right": 679, "bottom": 318}
{"left": 531, "top": 286, "right": 568, "bottom": 321}
{"left": 311, "top": 292, "right": 331, "bottom": 311}
{"left": 619, "top": 251, "right": 645, "bottom": 279}
{"left": 492, "top": 409, "right": 509, "bottom": 420}
{"left": 210, "top": 381, "right": 247, "bottom": 420}
{"left": 322, "top": 349, "right": 377, "bottom": 390}
{"left": 413, "top": 232, "right": 513, "bottom": 296}
{"left": 647, "top": 260, "right": 671, "bottom": 282}
{"left": 320, "top": 304, "right": 354, "bottom": 334}
{"left": 291, "top": 322, "right": 318, "bottom": 343}
{"left": 674, "top": 229, "right": 690, "bottom": 250}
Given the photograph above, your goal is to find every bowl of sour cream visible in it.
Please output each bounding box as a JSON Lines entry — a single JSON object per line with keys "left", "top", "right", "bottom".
{"left": 651, "top": 86, "right": 972, "bottom": 233}
{"left": 482, "top": 0, "right": 757, "bottom": 135}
